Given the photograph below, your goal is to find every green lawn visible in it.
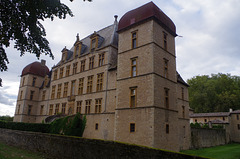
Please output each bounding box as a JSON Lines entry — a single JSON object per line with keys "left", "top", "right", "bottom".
{"left": 182, "top": 143, "right": 240, "bottom": 159}
{"left": 0, "top": 141, "right": 46, "bottom": 159}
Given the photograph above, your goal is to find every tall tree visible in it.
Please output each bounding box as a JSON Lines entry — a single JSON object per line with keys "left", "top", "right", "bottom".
{"left": 187, "top": 73, "right": 240, "bottom": 113}
{"left": 0, "top": 0, "right": 91, "bottom": 86}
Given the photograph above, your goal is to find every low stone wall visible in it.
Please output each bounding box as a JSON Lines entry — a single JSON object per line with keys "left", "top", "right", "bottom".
{"left": 0, "top": 128, "right": 205, "bottom": 159}
{"left": 191, "top": 128, "right": 228, "bottom": 149}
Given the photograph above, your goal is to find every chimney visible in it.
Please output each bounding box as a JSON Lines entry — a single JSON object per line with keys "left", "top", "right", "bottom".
{"left": 41, "top": 59, "right": 46, "bottom": 66}
{"left": 229, "top": 108, "right": 233, "bottom": 112}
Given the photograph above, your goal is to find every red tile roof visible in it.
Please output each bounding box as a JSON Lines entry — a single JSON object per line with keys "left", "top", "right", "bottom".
{"left": 21, "top": 61, "right": 49, "bottom": 77}
{"left": 118, "top": 2, "right": 177, "bottom": 36}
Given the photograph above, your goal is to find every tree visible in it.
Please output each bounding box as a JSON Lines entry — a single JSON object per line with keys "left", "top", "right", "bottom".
{"left": 187, "top": 73, "right": 240, "bottom": 113}
{"left": 0, "top": 0, "right": 91, "bottom": 86}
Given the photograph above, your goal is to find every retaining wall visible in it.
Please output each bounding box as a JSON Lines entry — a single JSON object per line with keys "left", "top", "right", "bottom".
{"left": 191, "top": 128, "right": 228, "bottom": 149}
{"left": 0, "top": 128, "right": 205, "bottom": 159}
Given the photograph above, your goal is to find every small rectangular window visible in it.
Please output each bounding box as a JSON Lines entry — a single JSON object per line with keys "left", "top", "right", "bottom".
{"left": 55, "top": 104, "right": 60, "bottom": 115}
{"left": 73, "top": 62, "right": 78, "bottom": 75}
{"left": 40, "top": 105, "right": 44, "bottom": 115}
{"left": 238, "top": 124, "right": 240, "bottom": 130}
{"left": 182, "top": 106, "right": 185, "bottom": 118}
{"left": 87, "top": 75, "right": 93, "bottom": 93}
{"left": 53, "top": 70, "right": 58, "bottom": 80}
{"left": 66, "top": 65, "right": 70, "bottom": 77}
{"left": 166, "top": 124, "right": 169, "bottom": 134}
{"left": 49, "top": 104, "right": 53, "bottom": 115}
{"left": 22, "top": 77, "right": 25, "bottom": 86}
{"left": 63, "top": 82, "right": 68, "bottom": 97}
{"left": 164, "top": 88, "right": 169, "bottom": 108}
{"left": 71, "top": 80, "right": 76, "bottom": 96}
{"left": 163, "top": 32, "right": 167, "bottom": 50}
{"left": 20, "top": 91, "right": 23, "bottom": 100}
{"left": 51, "top": 85, "right": 56, "bottom": 99}
{"left": 131, "top": 58, "right": 137, "bottom": 77}
{"left": 76, "top": 101, "right": 82, "bottom": 113}
{"left": 181, "top": 87, "right": 184, "bottom": 99}
{"left": 61, "top": 103, "right": 66, "bottom": 114}
{"left": 95, "top": 99, "right": 102, "bottom": 113}
{"left": 30, "top": 91, "right": 34, "bottom": 100}
{"left": 17, "top": 105, "right": 21, "bottom": 114}
{"left": 57, "top": 84, "right": 62, "bottom": 99}
{"left": 95, "top": 123, "right": 99, "bottom": 130}
{"left": 98, "top": 53, "right": 105, "bottom": 67}
{"left": 59, "top": 67, "right": 64, "bottom": 78}
{"left": 91, "top": 38, "right": 97, "bottom": 52}
{"left": 132, "top": 31, "right": 137, "bottom": 49}
{"left": 28, "top": 105, "right": 32, "bottom": 115}
{"left": 164, "top": 59, "right": 169, "bottom": 78}
{"left": 96, "top": 73, "right": 103, "bottom": 92}
{"left": 78, "top": 78, "right": 84, "bottom": 95}
{"left": 130, "top": 87, "right": 137, "bottom": 108}
{"left": 130, "top": 123, "right": 135, "bottom": 132}
{"left": 237, "top": 115, "right": 239, "bottom": 120}
{"left": 32, "top": 77, "right": 36, "bottom": 86}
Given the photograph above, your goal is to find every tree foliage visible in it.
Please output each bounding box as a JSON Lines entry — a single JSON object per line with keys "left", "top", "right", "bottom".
{"left": 187, "top": 73, "right": 240, "bottom": 113}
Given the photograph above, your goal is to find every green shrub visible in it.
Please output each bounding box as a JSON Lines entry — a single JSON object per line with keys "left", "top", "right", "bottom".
{"left": 190, "top": 122, "right": 201, "bottom": 128}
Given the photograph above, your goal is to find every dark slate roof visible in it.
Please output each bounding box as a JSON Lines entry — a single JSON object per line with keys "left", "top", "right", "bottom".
{"left": 209, "top": 119, "right": 229, "bottom": 124}
{"left": 190, "top": 112, "right": 230, "bottom": 118}
{"left": 118, "top": 2, "right": 177, "bottom": 36}
{"left": 55, "top": 21, "right": 118, "bottom": 67}
{"left": 177, "top": 72, "right": 189, "bottom": 87}
{"left": 21, "top": 61, "right": 49, "bottom": 77}
{"left": 230, "top": 110, "right": 240, "bottom": 114}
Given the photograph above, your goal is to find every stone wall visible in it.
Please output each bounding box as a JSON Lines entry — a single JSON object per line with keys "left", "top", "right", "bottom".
{"left": 191, "top": 128, "right": 228, "bottom": 149}
{"left": 0, "top": 128, "right": 205, "bottom": 159}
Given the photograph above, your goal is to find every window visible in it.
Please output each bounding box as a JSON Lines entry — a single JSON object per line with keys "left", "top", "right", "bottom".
{"left": 62, "top": 103, "right": 66, "bottom": 114}
{"left": 76, "top": 101, "right": 82, "bottom": 113}
{"left": 238, "top": 124, "right": 240, "bottom": 130}
{"left": 62, "top": 52, "right": 66, "bottom": 62}
{"left": 164, "top": 59, "right": 168, "bottom": 78}
{"left": 96, "top": 73, "right": 103, "bottom": 92}
{"left": 95, "top": 123, "right": 99, "bottom": 130}
{"left": 66, "top": 65, "right": 70, "bottom": 77}
{"left": 55, "top": 104, "right": 60, "bottom": 115}
{"left": 131, "top": 58, "right": 137, "bottom": 77}
{"left": 163, "top": 32, "right": 167, "bottom": 50}
{"left": 132, "top": 31, "right": 137, "bottom": 49}
{"left": 71, "top": 80, "right": 76, "bottom": 96}
{"left": 74, "top": 44, "right": 80, "bottom": 58}
{"left": 89, "top": 56, "right": 94, "bottom": 70}
{"left": 204, "top": 119, "right": 207, "bottom": 122}
{"left": 164, "top": 88, "right": 169, "bottom": 108}
{"left": 166, "top": 124, "right": 169, "bottom": 134}
{"left": 91, "top": 38, "right": 97, "bottom": 52}
{"left": 98, "top": 53, "right": 105, "bottom": 67}
{"left": 237, "top": 115, "right": 239, "bottom": 120}
{"left": 87, "top": 75, "right": 93, "bottom": 93}
{"left": 223, "top": 117, "right": 225, "bottom": 121}
{"left": 195, "top": 119, "right": 197, "bottom": 123}
{"left": 73, "top": 62, "right": 78, "bottom": 74}
{"left": 40, "top": 105, "right": 44, "bottom": 115}
{"left": 130, "top": 123, "right": 135, "bottom": 132}
{"left": 95, "top": 99, "right": 102, "bottom": 113}
{"left": 80, "top": 60, "right": 85, "bottom": 72}
{"left": 63, "top": 82, "right": 68, "bottom": 97}
{"left": 78, "top": 78, "right": 84, "bottom": 95}
{"left": 42, "top": 90, "right": 46, "bottom": 100}
{"left": 49, "top": 104, "right": 53, "bottom": 115}
{"left": 30, "top": 91, "right": 34, "bottom": 100}
{"left": 27, "top": 105, "right": 32, "bottom": 115}
{"left": 181, "top": 87, "right": 184, "bottom": 99}
{"left": 51, "top": 85, "right": 56, "bottom": 99}
{"left": 17, "top": 105, "right": 21, "bottom": 114}
{"left": 182, "top": 106, "right": 185, "bottom": 118}
{"left": 57, "top": 84, "right": 62, "bottom": 99}
{"left": 20, "top": 91, "right": 23, "bottom": 100}
{"left": 32, "top": 77, "right": 36, "bottom": 86}
{"left": 22, "top": 77, "right": 25, "bottom": 86}
{"left": 85, "top": 100, "right": 91, "bottom": 114}
{"left": 130, "top": 87, "right": 137, "bottom": 108}
{"left": 53, "top": 70, "right": 58, "bottom": 80}
{"left": 59, "top": 67, "right": 64, "bottom": 78}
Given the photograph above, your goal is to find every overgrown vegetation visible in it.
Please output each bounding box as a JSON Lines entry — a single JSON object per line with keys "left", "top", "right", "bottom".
{"left": 190, "top": 122, "right": 224, "bottom": 129}
{"left": 0, "top": 113, "right": 86, "bottom": 137}
{"left": 0, "top": 115, "right": 13, "bottom": 122}
{"left": 182, "top": 143, "right": 240, "bottom": 159}
{"left": 187, "top": 73, "right": 240, "bottom": 113}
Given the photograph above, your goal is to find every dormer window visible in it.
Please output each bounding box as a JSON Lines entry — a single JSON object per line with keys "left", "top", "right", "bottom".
{"left": 61, "top": 47, "right": 68, "bottom": 63}
{"left": 91, "top": 38, "right": 97, "bottom": 52}
{"left": 74, "top": 34, "right": 82, "bottom": 58}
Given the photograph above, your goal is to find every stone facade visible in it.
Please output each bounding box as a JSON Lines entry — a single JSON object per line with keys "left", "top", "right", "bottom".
{"left": 14, "top": 2, "right": 191, "bottom": 151}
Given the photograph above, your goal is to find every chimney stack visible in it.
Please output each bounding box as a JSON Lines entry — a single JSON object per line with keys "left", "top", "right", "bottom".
{"left": 229, "top": 108, "right": 233, "bottom": 112}
{"left": 41, "top": 59, "right": 46, "bottom": 66}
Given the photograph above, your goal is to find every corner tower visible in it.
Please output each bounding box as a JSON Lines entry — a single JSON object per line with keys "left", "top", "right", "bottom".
{"left": 115, "top": 2, "right": 180, "bottom": 151}
{"left": 14, "top": 60, "right": 49, "bottom": 123}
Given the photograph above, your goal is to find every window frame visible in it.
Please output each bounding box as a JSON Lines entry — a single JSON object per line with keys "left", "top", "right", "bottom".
{"left": 131, "top": 58, "right": 137, "bottom": 77}
{"left": 85, "top": 100, "right": 91, "bottom": 114}
{"left": 87, "top": 75, "right": 93, "bottom": 93}
{"left": 98, "top": 53, "right": 105, "bottom": 67}
{"left": 73, "top": 62, "right": 78, "bottom": 75}
{"left": 130, "top": 87, "right": 137, "bottom": 108}
{"left": 80, "top": 60, "right": 86, "bottom": 72}
{"left": 51, "top": 85, "right": 56, "bottom": 99}
{"left": 164, "top": 88, "right": 169, "bottom": 109}
{"left": 76, "top": 101, "right": 82, "bottom": 114}
{"left": 96, "top": 73, "right": 104, "bottom": 92}
{"left": 63, "top": 82, "right": 68, "bottom": 98}
{"left": 95, "top": 98, "right": 102, "bottom": 113}
{"left": 164, "top": 58, "right": 169, "bottom": 78}
{"left": 130, "top": 123, "right": 135, "bottom": 132}
{"left": 89, "top": 56, "right": 95, "bottom": 70}
{"left": 78, "top": 78, "right": 84, "bottom": 95}
{"left": 131, "top": 31, "right": 138, "bottom": 49}
{"left": 163, "top": 31, "right": 168, "bottom": 50}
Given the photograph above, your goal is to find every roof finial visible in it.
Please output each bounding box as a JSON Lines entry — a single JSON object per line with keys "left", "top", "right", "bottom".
{"left": 114, "top": 15, "right": 118, "bottom": 22}
{"left": 76, "top": 33, "right": 79, "bottom": 41}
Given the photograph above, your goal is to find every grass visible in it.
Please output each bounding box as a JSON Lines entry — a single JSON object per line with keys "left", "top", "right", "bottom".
{"left": 182, "top": 143, "right": 240, "bottom": 159}
{"left": 0, "top": 141, "right": 46, "bottom": 159}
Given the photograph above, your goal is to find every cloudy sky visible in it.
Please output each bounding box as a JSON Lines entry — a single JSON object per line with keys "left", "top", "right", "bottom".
{"left": 1, "top": 0, "right": 240, "bottom": 116}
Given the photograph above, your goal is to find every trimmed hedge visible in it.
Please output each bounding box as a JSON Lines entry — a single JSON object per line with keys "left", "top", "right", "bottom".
{"left": 0, "top": 121, "right": 50, "bottom": 133}
{"left": 0, "top": 113, "right": 86, "bottom": 137}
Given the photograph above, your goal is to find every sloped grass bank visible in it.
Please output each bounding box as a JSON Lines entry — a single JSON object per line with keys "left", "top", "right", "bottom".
{"left": 182, "top": 143, "right": 240, "bottom": 159}
{"left": 0, "top": 141, "right": 45, "bottom": 159}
